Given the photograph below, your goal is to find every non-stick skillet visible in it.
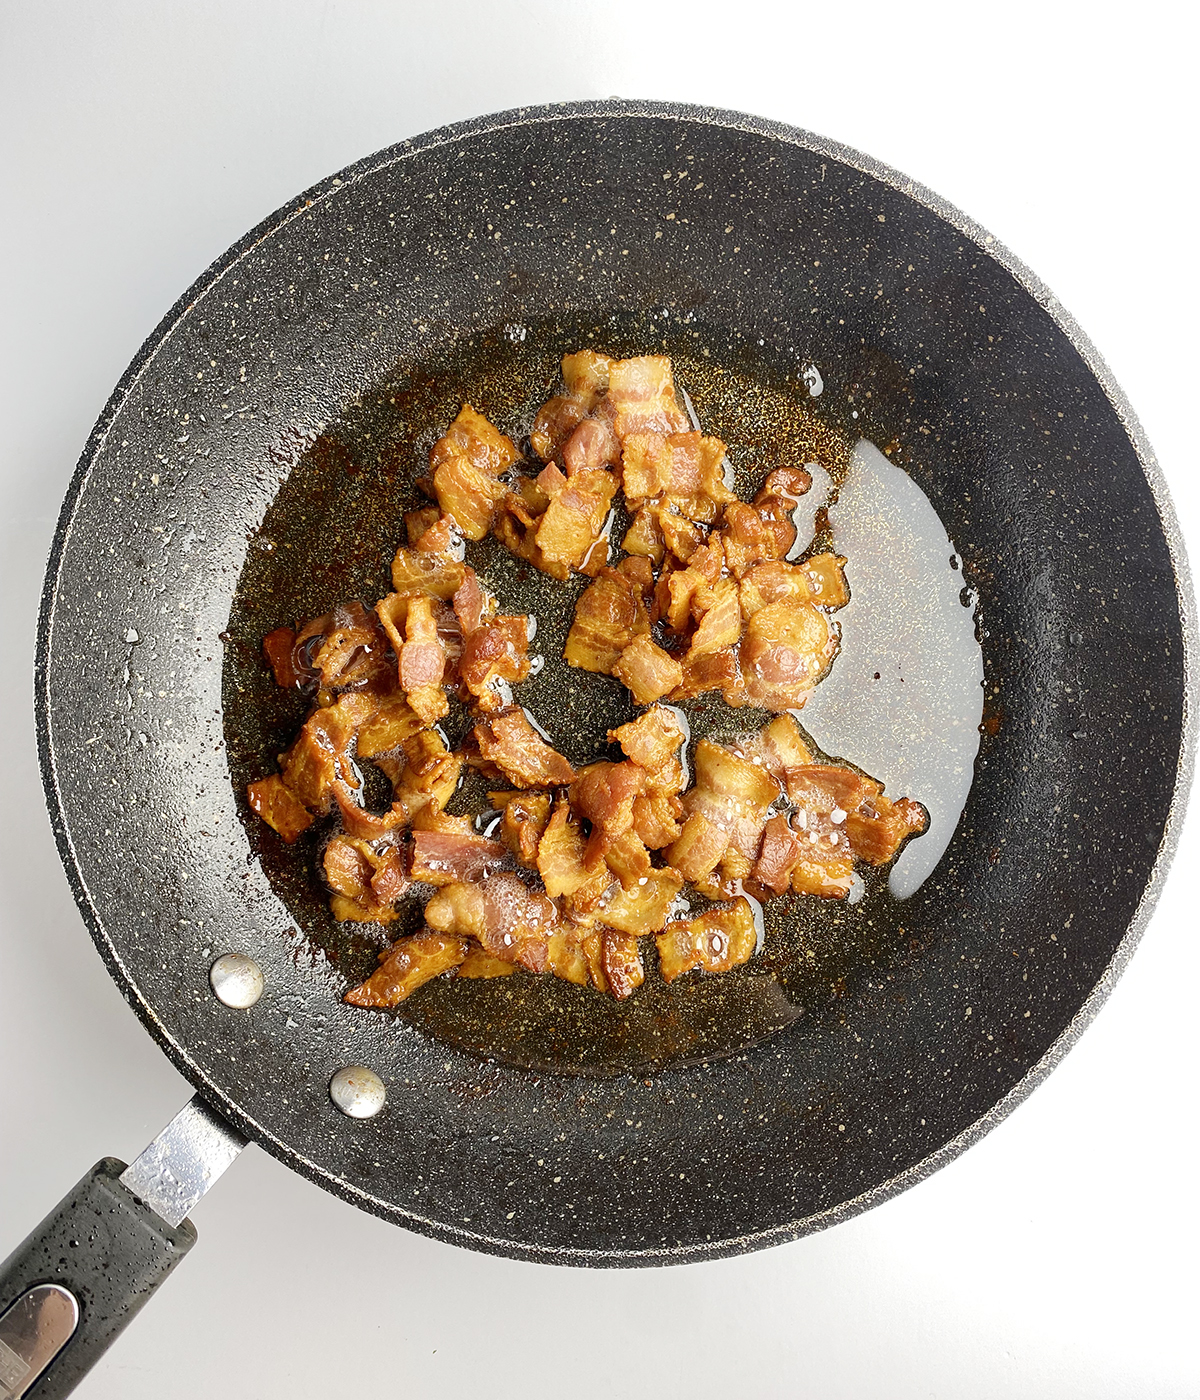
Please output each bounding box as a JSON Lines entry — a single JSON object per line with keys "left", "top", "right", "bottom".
{"left": 1, "top": 100, "right": 1192, "bottom": 1398}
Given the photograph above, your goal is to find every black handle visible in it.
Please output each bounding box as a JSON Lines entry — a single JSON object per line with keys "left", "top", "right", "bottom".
{"left": 0, "top": 1158, "right": 196, "bottom": 1399}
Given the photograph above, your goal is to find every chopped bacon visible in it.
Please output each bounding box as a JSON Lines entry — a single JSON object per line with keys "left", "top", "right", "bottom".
{"left": 410, "top": 830, "right": 507, "bottom": 886}
{"left": 687, "top": 577, "right": 740, "bottom": 658}
{"left": 621, "top": 507, "right": 666, "bottom": 565}
{"left": 429, "top": 404, "right": 521, "bottom": 477}
{"left": 458, "top": 615, "right": 531, "bottom": 711}
{"left": 355, "top": 694, "right": 426, "bottom": 758}
{"left": 561, "top": 349, "right": 613, "bottom": 408}
{"left": 247, "top": 774, "right": 314, "bottom": 842}
{"left": 752, "top": 814, "right": 807, "bottom": 895}
{"left": 606, "top": 356, "right": 689, "bottom": 439}
{"left": 571, "top": 760, "right": 646, "bottom": 868}
{"left": 739, "top": 599, "right": 837, "bottom": 711}
{"left": 592, "top": 867, "right": 683, "bottom": 935}
{"left": 491, "top": 790, "right": 552, "bottom": 867}
{"left": 657, "top": 510, "right": 705, "bottom": 564}
{"left": 456, "top": 947, "right": 517, "bottom": 978}
{"left": 562, "top": 417, "right": 621, "bottom": 475}
{"left": 412, "top": 514, "right": 461, "bottom": 557}
{"left": 451, "top": 568, "right": 491, "bottom": 635}
{"left": 666, "top": 739, "right": 779, "bottom": 882}
{"left": 720, "top": 501, "right": 791, "bottom": 578}
{"left": 803, "top": 553, "right": 850, "bottom": 609}
{"left": 604, "top": 828, "right": 653, "bottom": 890}
{"left": 433, "top": 456, "right": 508, "bottom": 541}
{"left": 656, "top": 898, "right": 758, "bottom": 982}
{"left": 536, "top": 798, "right": 590, "bottom": 897}
{"left": 600, "top": 930, "right": 644, "bottom": 999}
{"left": 545, "top": 923, "right": 592, "bottom": 986}
{"left": 425, "top": 872, "right": 558, "bottom": 972}
{"left": 632, "top": 794, "right": 683, "bottom": 849}
{"left": 398, "top": 594, "right": 449, "bottom": 724}
{"left": 324, "top": 835, "right": 410, "bottom": 910}
{"left": 531, "top": 394, "right": 588, "bottom": 462}
{"left": 405, "top": 504, "right": 442, "bottom": 545}
{"left": 278, "top": 692, "right": 376, "bottom": 814}
{"left": 846, "top": 794, "right": 927, "bottom": 864}
{"left": 533, "top": 465, "right": 618, "bottom": 572}
{"left": 470, "top": 708, "right": 574, "bottom": 788}
{"left": 671, "top": 647, "right": 744, "bottom": 707}
{"left": 344, "top": 930, "right": 468, "bottom": 1006}
{"left": 564, "top": 567, "right": 649, "bottom": 674}
{"left": 613, "top": 634, "right": 684, "bottom": 705}
{"left": 390, "top": 545, "right": 465, "bottom": 600}
{"left": 737, "top": 561, "right": 815, "bottom": 619}
{"left": 608, "top": 705, "right": 686, "bottom": 771}
{"left": 308, "top": 602, "right": 390, "bottom": 691}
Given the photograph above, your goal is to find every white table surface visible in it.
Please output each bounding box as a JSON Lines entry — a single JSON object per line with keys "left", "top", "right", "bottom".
{"left": 2, "top": 3, "right": 1197, "bottom": 1396}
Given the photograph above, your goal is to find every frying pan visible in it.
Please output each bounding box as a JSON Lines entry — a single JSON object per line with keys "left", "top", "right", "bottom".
{"left": 1, "top": 99, "right": 1192, "bottom": 1398}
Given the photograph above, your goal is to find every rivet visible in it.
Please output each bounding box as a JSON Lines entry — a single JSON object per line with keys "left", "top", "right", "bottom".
{"left": 209, "top": 953, "right": 264, "bottom": 1008}
{"left": 329, "top": 1066, "right": 386, "bottom": 1118}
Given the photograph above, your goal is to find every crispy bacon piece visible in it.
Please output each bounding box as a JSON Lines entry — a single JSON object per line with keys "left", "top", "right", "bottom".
{"left": 390, "top": 546, "right": 466, "bottom": 600}
{"left": 562, "top": 416, "right": 621, "bottom": 475}
{"left": 592, "top": 867, "right": 683, "bottom": 935}
{"left": 656, "top": 898, "right": 758, "bottom": 982}
{"left": 613, "top": 634, "right": 684, "bottom": 705}
{"left": 687, "top": 577, "right": 740, "bottom": 658}
{"left": 397, "top": 594, "right": 449, "bottom": 724}
{"left": 606, "top": 356, "right": 689, "bottom": 439}
{"left": 657, "top": 510, "right": 705, "bottom": 565}
{"left": 561, "top": 349, "right": 613, "bottom": 409}
{"left": 632, "top": 794, "right": 682, "bottom": 849}
{"left": 738, "top": 561, "right": 815, "bottom": 619}
{"left": 621, "top": 432, "right": 734, "bottom": 524}
{"left": 410, "top": 830, "right": 507, "bottom": 886}
{"left": 323, "top": 835, "right": 410, "bottom": 912}
{"left": 671, "top": 648, "right": 744, "bottom": 707}
{"left": 846, "top": 794, "right": 927, "bottom": 864}
{"left": 424, "top": 873, "right": 557, "bottom": 972}
{"left": 532, "top": 463, "right": 618, "bottom": 572}
{"left": 344, "top": 930, "right": 468, "bottom": 1006}
{"left": 621, "top": 507, "right": 666, "bottom": 565}
{"left": 278, "top": 691, "right": 376, "bottom": 814}
{"left": 429, "top": 404, "right": 521, "bottom": 477}
{"left": 604, "top": 828, "right": 653, "bottom": 890}
{"left": 458, "top": 615, "right": 531, "bottom": 711}
{"left": 571, "top": 760, "right": 647, "bottom": 868}
{"left": 545, "top": 923, "right": 592, "bottom": 986}
{"left": 803, "top": 553, "right": 850, "bottom": 610}
{"left": 563, "top": 567, "right": 650, "bottom": 673}
{"left": 752, "top": 814, "right": 808, "bottom": 895}
{"left": 405, "top": 504, "right": 442, "bottom": 545}
{"left": 719, "top": 501, "right": 792, "bottom": 578}
{"left": 666, "top": 739, "right": 778, "bottom": 882}
{"left": 307, "top": 602, "right": 391, "bottom": 692}
{"left": 608, "top": 705, "right": 686, "bottom": 771}
{"left": 536, "top": 798, "right": 591, "bottom": 898}
{"left": 739, "top": 599, "right": 837, "bottom": 712}
{"left": 433, "top": 456, "right": 508, "bottom": 541}
{"left": 531, "top": 395, "right": 588, "bottom": 462}
{"left": 355, "top": 694, "right": 426, "bottom": 758}
{"left": 451, "top": 569, "right": 492, "bottom": 635}
{"left": 600, "top": 930, "right": 644, "bottom": 999}
{"left": 247, "top": 774, "right": 314, "bottom": 842}
{"left": 470, "top": 708, "right": 574, "bottom": 788}
{"left": 491, "top": 790, "right": 552, "bottom": 867}
{"left": 456, "top": 947, "right": 517, "bottom": 978}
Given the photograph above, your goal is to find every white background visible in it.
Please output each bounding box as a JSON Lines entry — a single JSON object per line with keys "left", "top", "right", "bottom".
{"left": 2, "top": 3, "right": 1197, "bottom": 1396}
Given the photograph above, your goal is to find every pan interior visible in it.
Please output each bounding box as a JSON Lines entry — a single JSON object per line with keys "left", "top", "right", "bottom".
{"left": 223, "top": 308, "right": 977, "bottom": 1076}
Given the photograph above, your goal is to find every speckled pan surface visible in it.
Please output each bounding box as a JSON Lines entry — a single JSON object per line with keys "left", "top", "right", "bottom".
{"left": 36, "top": 100, "right": 1194, "bottom": 1265}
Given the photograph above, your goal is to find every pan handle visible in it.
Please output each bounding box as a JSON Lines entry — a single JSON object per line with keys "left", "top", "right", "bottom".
{"left": 0, "top": 1098, "right": 245, "bottom": 1398}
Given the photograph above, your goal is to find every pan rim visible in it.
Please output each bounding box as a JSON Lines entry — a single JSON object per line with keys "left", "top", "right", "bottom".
{"left": 34, "top": 96, "right": 1198, "bottom": 1267}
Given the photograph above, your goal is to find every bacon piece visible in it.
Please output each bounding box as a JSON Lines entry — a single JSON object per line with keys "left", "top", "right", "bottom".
{"left": 344, "top": 930, "right": 468, "bottom": 1006}
{"left": 405, "top": 505, "right": 442, "bottom": 545}
{"left": 493, "top": 496, "right": 570, "bottom": 583}
{"left": 491, "top": 790, "right": 552, "bottom": 868}
{"left": 433, "top": 456, "right": 508, "bottom": 541}
{"left": 534, "top": 465, "right": 618, "bottom": 572}
{"left": 846, "top": 794, "right": 927, "bottom": 864}
{"left": 451, "top": 569, "right": 492, "bottom": 635}
{"left": 606, "top": 356, "right": 689, "bottom": 439}
{"left": 536, "top": 798, "right": 590, "bottom": 897}
{"left": 262, "top": 626, "right": 302, "bottom": 688}
{"left": 687, "top": 577, "right": 740, "bottom": 658}
{"left": 429, "top": 404, "right": 521, "bottom": 477}
{"left": 563, "top": 567, "right": 650, "bottom": 674}
{"left": 308, "top": 602, "right": 391, "bottom": 691}
{"left": 457, "top": 948, "right": 517, "bottom": 978}
{"left": 752, "top": 814, "right": 808, "bottom": 895}
{"left": 621, "top": 506, "right": 666, "bottom": 565}
{"left": 278, "top": 691, "right": 375, "bottom": 814}
{"left": 531, "top": 394, "right": 588, "bottom": 462}
{"left": 761, "top": 465, "right": 813, "bottom": 500}
{"left": 738, "top": 561, "right": 815, "bottom": 619}
{"left": 458, "top": 615, "right": 531, "bottom": 711}
{"left": 631, "top": 794, "right": 682, "bottom": 849}
{"left": 803, "top": 553, "right": 850, "bottom": 610}
{"left": 740, "top": 600, "right": 837, "bottom": 712}
{"left": 412, "top": 514, "right": 461, "bottom": 558}
{"left": 425, "top": 873, "right": 558, "bottom": 972}
{"left": 354, "top": 695, "right": 424, "bottom": 758}
{"left": 600, "top": 930, "right": 644, "bottom": 1000}
{"left": 571, "top": 760, "right": 647, "bottom": 868}
{"left": 656, "top": 898, "right": 758, "bottom": 982}
{"left": 545, "top": 923, "right": 591, "bottom": 986}
{"left": 562, "top": 416, "right": 621, "bottom": 476}
{"left": 613, "top": 634, "right": 684, "bottom": 705}
{"left": 410, "top": 830, "right": 507, "bottom": 886}
{"left": 720, "top": 501, "right": 791, "bottom": 578}
{"left": 666, "top": 739, "right": 779, "bottom": 882}
{"left": 604, "top": 828, "right": 652, "bottom": 890}
{"left": 561, "top": 349, "right": 613, "bottom": 409}
{"left": 608, "top": 705, "right": 686, "bottom": 771}
{"left": 734, "top": 712, "right": 814, "bottom": 785}
{"left": 324, "top": 835, "right": 410, "bottom": 910}
{"left": 592, "top": 867, "right": 683, "bottom": 935}
{"left": 247, "top": 774, "right": 314, "bottom": 842}
{"left": 470, "top": 708, "right": 574, "bottom": 788}
{"left": 657, "top": 510, "right": 705, "bottom": 564}
{"left": 671, "top": 648, "right": 744, "bottom": 706}
{"left": 397, "top": 594, "right": 448, "bottom": 724}
{"left": 390, "top": 546, "right": 465, "bottom": 600}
